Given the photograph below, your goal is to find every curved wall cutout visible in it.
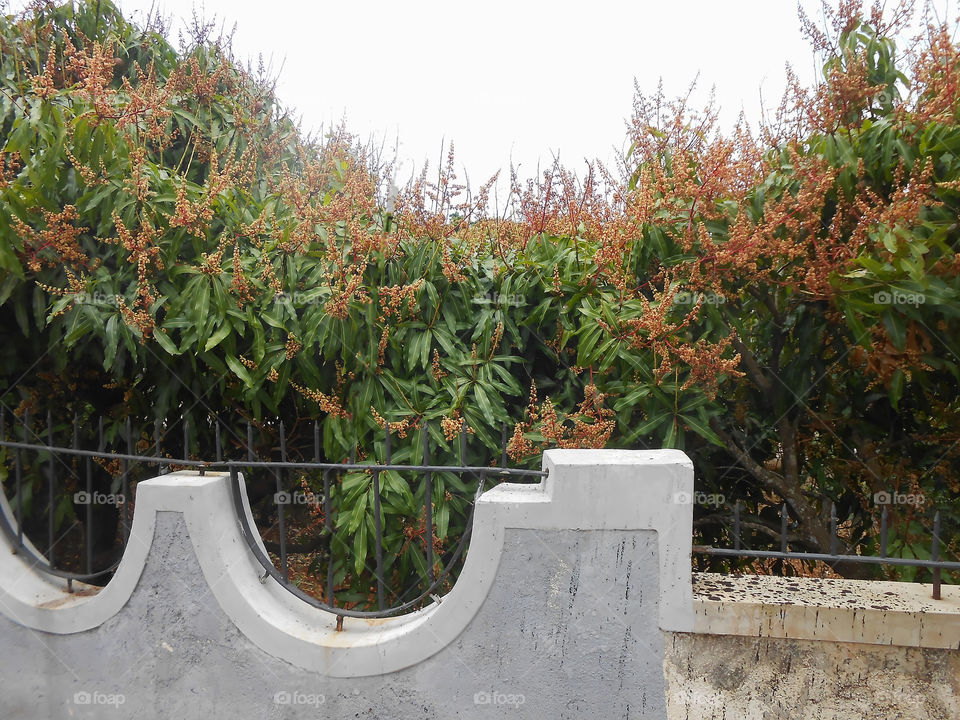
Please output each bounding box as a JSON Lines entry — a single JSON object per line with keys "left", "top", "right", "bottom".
{"left": 0, "top": 449, "right": 693, "bottom": 677}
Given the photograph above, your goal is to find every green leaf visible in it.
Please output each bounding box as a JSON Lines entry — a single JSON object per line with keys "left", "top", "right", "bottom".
{"left": 882, "top": 312, "right": 907, "bottom": 351}
{"left": 681, "top": 412, "right": 723, "bottom": 447}
{"left": 889, "top": 368, "right": 905, "bottom": 410}
{"left": 204, "top": 322, "right": 231, "bottom": 352}
{"left": 346, "top": 490, "right": 368, "bottom": 534}
{"left": 154, "top": 329, "right": 180, "bottom": 356}
{"left": 103, "top": 315, "right": 119, "bottom": 371}
{"left": 473, "top": 383, "right": 497, "bottom": 422}
{"left": 436, "top": 502, "right": 450, "bottom": 539}
{"left": 225, "top": 355, "right": 255, "bottom": 388}
{"left": 353, "top": 512, "right": 368, "bottom": 576}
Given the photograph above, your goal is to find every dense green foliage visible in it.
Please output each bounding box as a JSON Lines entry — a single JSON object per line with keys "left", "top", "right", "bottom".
{"left": 0, "top": 1, "right": 957, "bottom": 604}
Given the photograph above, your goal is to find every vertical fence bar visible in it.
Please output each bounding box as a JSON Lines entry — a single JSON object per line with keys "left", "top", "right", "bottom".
{"left": 780, "top": 503, "right": 788, "bottom": 554}
{"left": 276, "top": 421, "right": 288, "bottom": 581}
{"left": 73, "top": 415, "right": 91, "bottom": 575}
{"left": 84, "top": 448, "right": 93, "bottom": 575}
{"left": 46, "top": 411, "right": 54, "bottom": 566}
{"left": 14, "top": 444, "right": 22, "bottom": 549}
{"left": 71, "top": 416, "right": 78, "bottom": 489}
{"left": 275, "top": 467, "right": 288, "bottom": 580}
{"left": 733, "top": 501, "right": 741, "bottom": 551}
{"left": 323, "top": 468, "right": 334, "bottom": 606}
{"left": 182, "top": 416, "right": 190, "bottom": 461}
{"left": 154, "top": 419, "right": 165, "bottom": 475}
{"left": 21, "top": 409, "right": 31, "bottom": 550}
{"left": 215, "top": 420, "right": 222, "bottom": 463}
{"left": 122, "top": 418, "right": 131, "bottom": 542}
{"left": 373, "top": 426, "right": 387, "bottom": 609}
{"left": 501, "top": 423, "right": 508, "bottom": 469}
{"left": 423, "top": 423, "right": 434, "bottom": 585}
{"left": 830, "top": 502, "right": 838, "bottom": 556}
{"left": 313, "top": 421, "right": 334, "bottom": 607}
{"left": 372, "top": 468, "right": 385, "bottom": 610}
{"left": 460, "top": 424, "right": 471, "bottom": 499}
{"left": 94, "top": 416, "right": 103, "bottom": 564}
{"left": 119, "top": 459, "right": 128, "bottom": 543}
{"left": 880, "top": 505, "right": 888, "bottom": 558}
{"left": 932, "top": 511, "right": 942, "bottom": 601}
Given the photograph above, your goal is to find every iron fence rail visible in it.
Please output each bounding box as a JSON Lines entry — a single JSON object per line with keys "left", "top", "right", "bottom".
{"left": 226, "top": 420, "right": 547, "bottom": 618}
{"left": 2, "top": 408, "right": 956, "bottom": 611}
{"left": 0, "top": 411, "right": 547, "bottom": 617}
{"left": 693, "top": 500, "right": 958, "bottom": 599}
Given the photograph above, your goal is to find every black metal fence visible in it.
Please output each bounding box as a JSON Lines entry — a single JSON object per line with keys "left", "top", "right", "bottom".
{"left": 0, "top": 410, "right": 207, "bottom": 588}
{"left": 3, "top": 409, "right": 956, "bottom": 612}
{"left": 0, "top": 410, "right": 546, "bottom": 615}
{"left": 229, "top": 421, "right": 546, "bottom": 618}
{"left": 693, "top": 500, "right": 960, "bottom": 599}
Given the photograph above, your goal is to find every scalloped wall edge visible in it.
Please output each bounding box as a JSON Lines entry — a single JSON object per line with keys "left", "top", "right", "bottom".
{"left": 0, "top": 448, "right": 694, "bottom": 676}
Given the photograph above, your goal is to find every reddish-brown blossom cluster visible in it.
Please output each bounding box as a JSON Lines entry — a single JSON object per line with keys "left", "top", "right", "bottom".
{"left": 431, "top": 349, "right": 447, "bottom": 381}
{"left": 0, "top": 151, "right": 22, "bottom": 188}
{"left": 850, "top": 323, "right": 933, "bottom": 388}
{"left": 377, "top": 281, "right": 423, "bottom": 321}
{"left": 508, "top": 382, "right": 616, "bottom": 459}
{"left": 291, "top": 381, "right": 348, "bottom": 418}
{"left": 12, "top": 205, "right": 89, "bottom": 272}
{"left": 284, "top": 333, "right": 302, "bottom": 360}
{"left": 369, "top": 408, "right": 415, "bottom": 439}
{"left": 323, "top": 264, "right": 370, "bottom": 319}
{"left": 440, "top": 411, "right": 466, "bottom": 441}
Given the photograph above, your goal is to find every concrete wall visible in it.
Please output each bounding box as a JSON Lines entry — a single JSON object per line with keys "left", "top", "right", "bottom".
{"left": 0, "top": 449, "right": 693, "bottom": 719}
{"left": 1, "top": 447, "right": 957, "bottom": 719}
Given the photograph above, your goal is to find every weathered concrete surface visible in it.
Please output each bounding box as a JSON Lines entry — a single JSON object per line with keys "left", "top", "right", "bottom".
{"left": 692, "top": 573, "right": 960, "bottom": 649}
{"left": 0, "top": 513, "right": 665, "bottom": 719}
{"left": 664, "top": 631, "right": 960, "bottom": 720}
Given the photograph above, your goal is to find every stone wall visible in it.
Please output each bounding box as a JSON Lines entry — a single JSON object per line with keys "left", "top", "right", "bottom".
{"left": 666, "top": 573, "right": 960, "bottom": 720}
{"left": 665, "top": 632, "right": 960, "bottom": 720}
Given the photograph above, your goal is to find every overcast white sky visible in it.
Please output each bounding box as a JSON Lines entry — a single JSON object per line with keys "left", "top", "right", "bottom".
{"left": 112, "top": 0, "right": 829, "bottom": 191}
{"left": 12, "top": 1, "right": 957, "bottom": 195}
